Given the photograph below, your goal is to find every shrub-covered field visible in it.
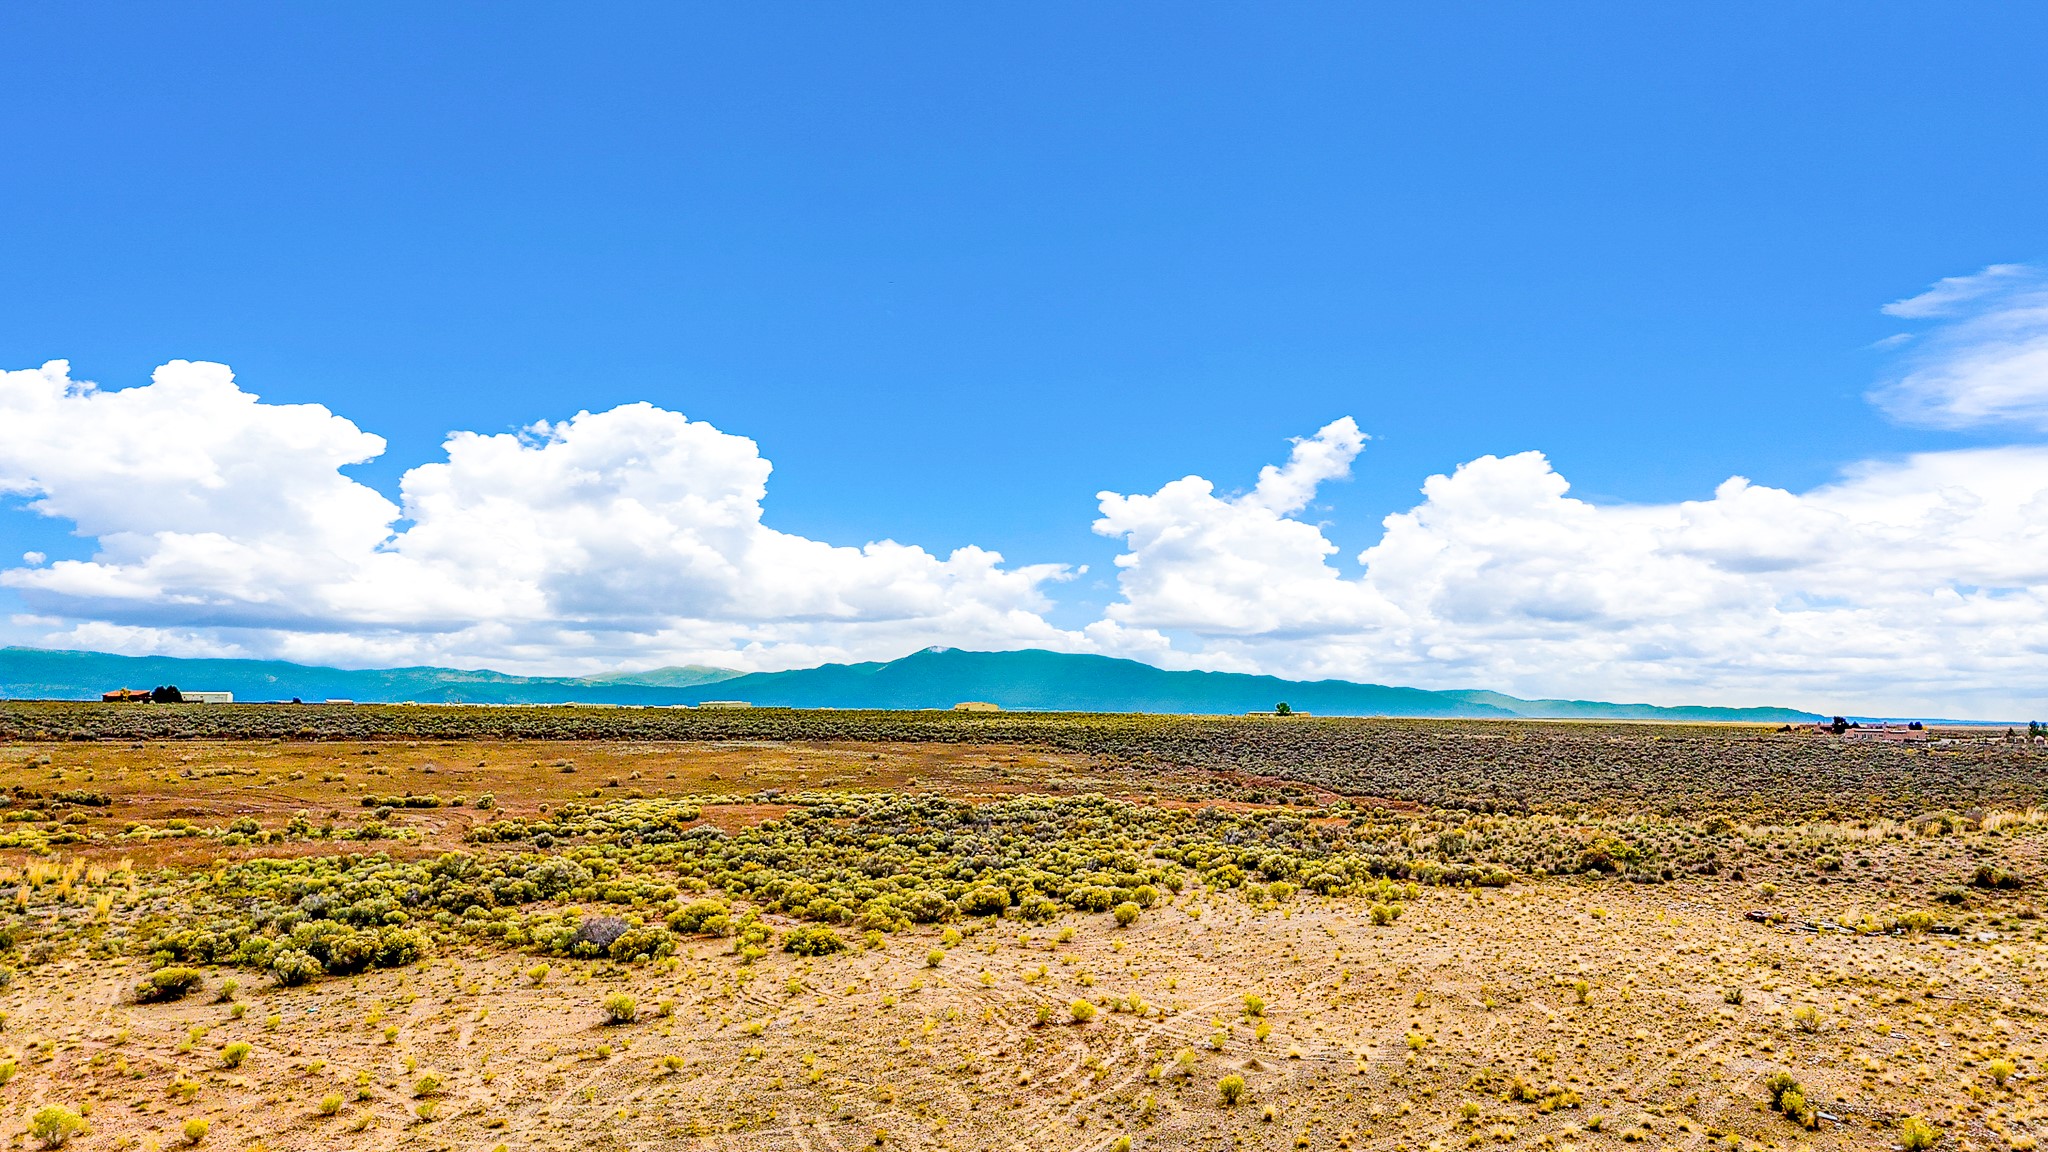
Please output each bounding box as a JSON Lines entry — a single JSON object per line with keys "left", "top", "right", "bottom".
{"left": 3, "top": 701, "right": 2041, "bottom": 819}
{"left": 0, "top": 714, "right": 2042, "bottom": 1150}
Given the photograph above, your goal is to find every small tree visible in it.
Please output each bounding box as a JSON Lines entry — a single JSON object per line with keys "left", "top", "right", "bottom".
{"left": 1273, "top": 702, "right": 1292, "bottom": 715}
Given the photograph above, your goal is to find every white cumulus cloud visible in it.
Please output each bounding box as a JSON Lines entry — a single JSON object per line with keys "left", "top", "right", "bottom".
{"left": 1090, "top": 436, "right": 2048, "bottom": 717}
{"left": 0, "top": 360, "right": 1079, "bottom": 672}
{"left": 1090, "top": 418, "right": 1397, "bottom": 641}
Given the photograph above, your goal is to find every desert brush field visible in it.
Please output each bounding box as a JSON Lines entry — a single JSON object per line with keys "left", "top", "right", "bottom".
{"left": 0, "top": 704, "right": 2042, "bottom": 1152}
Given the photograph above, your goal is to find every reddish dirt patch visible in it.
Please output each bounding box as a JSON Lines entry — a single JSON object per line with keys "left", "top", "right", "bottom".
{"left": 689, "top": 803, "right": 798, "bottom": 831}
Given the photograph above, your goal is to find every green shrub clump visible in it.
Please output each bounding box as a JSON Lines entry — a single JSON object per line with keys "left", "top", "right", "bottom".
{"left": 136, "top": 967, "right": 205, "bottom": 1003}
{"left": 782, "top": 926, "right": 847, "bottom": 956}
{"left": 667, "top": 899, "right": 733, "bottom": 935}
{"left": 958, "top": 886, "right": 1011, "bottom": 916}
{"left": 29, "top": 1105, "right": 84, "bottom": 1148}
{"left": 603, "top": 925, "right": 677, "bottom": 962}
{"left": 270, "top": 949, "right": 324, "bottom": 987}
{"left": 1219, "top": 1074, "right": 1247, "bottom": 1106}
{"left": 1971, "top": 864, "right": 2024, "bottom": 890}
{"left": 1764, "top": 1071, "right": 1815, "bottom": 1128}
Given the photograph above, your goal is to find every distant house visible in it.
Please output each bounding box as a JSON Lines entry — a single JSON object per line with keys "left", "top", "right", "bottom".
{"left": 323, "top": 699, "right": 356, "bottom": 706}
{"left": 1245, "top": 710, "right": 1312, "bottom": 718}
{"left": 952, "top": 701, "right": 1001, "bottom": 712}
{"left": 697, "top": 700, "right": 753, "bottom": 709}
{"left": 1844, "top": 722, "right": 1928, "bottom": 744}
{"left": 102, "top": 686, "right": 228, "bottom": 703}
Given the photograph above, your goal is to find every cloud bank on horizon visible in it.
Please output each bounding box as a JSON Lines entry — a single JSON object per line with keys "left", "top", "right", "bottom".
{"left": 4, "top": 265, "right": 2046, "bottom": 716}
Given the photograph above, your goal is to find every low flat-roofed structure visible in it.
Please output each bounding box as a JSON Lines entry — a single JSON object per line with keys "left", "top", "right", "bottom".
{"left": 1845, "top": 725, "right": 1928, "bottom": 743}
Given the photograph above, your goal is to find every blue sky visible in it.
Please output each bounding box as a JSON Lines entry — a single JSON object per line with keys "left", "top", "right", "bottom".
{"left": 3, "top": 5, "right": 2047, "bottom": 714}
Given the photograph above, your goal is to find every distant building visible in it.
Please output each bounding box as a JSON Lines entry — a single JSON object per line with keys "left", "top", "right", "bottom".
{"left": 1245, "top": 710, "right": 1312, "bottom": 718}
{"left": 322, "top": 699, "right": 356, "bottom": 706}
{"left": 184, "top": 691, "right": 233, "bottom": 704}
{"left": 952, "top": 701, "right": 1001, "bottom": 712}
{"left": 1844, "top": 722, "right": 1928, "bottom": 744}
{"left": 100, "top": 688, "right": 152, "bottom": 703}
{"left": 697, "top": 700, "right": 753, "bottom": 709}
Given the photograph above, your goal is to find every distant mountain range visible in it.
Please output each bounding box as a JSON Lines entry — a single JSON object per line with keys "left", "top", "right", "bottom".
{"left": 0, "top": 645, "right": 1820, "bottom": 722}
